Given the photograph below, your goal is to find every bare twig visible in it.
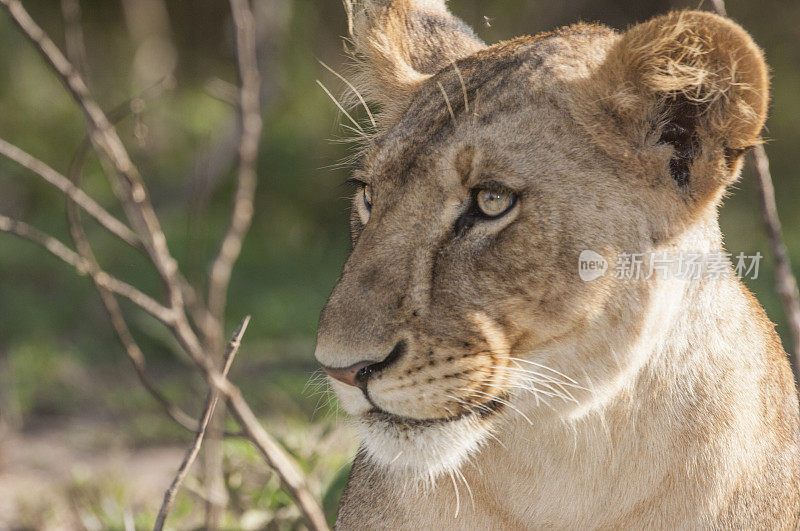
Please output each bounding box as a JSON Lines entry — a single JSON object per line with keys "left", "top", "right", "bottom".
{"left": 65, "top": 78, "right": 214, "bottom": 333}
{"left": 1, "top": 0, "right": 186, "bottom": 312}
{"left": 0, "top": 214, "right": 174, "bottom": 323}
{"left": 1, "top": 2, "right": 329, "bottom": 528}
{"left": 709, "top": 0, "right": 800, "bottom": 377}
{"left": 0, "top": 138, "right": 142, "bottom": 249}
{"left": 63, "top": 139, "right": 205, "bottom": 434}
{"left": 709, "top": 0, "right": 727, "bottom": 16}
{"left": 60, "top": 0, "right": 89, "bottom": 80}
{"left": 751, "top": 145, "right": 800, "bottom": 374}
{"left": 222, "top": 380, "right": 331, "bottom": 530}
{"left": 203, "top": 1, "right": 264, "bottom": 525}
{"left": 154, "top": 316, "right": 251, "bottom": 531}
{"left": 204, "top": 77, "right": 240, "bottom": 107}
{"left": 206, "top": 0, "right": 264, "bottom": 339}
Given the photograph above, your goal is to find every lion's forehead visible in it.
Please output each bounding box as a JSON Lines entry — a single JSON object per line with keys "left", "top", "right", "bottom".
{"left": 361, "top": 27, "right": 617, "bottom": 185}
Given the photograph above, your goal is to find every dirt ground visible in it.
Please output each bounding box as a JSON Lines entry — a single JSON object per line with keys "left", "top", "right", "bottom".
{"left": 0, "top": 419, "right": 185, "bottom": 530}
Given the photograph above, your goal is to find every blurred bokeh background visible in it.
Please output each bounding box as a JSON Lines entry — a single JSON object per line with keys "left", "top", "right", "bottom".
{"left": 0, "top": 0, "right": 797, "bottom": 528}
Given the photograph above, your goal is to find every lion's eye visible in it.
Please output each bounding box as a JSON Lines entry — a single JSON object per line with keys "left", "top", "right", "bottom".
{"left": 363, "top": 185, "right": 373, "bottom": 212}
{"left": 476, "top": 188, "right": 515, "bottom": 218}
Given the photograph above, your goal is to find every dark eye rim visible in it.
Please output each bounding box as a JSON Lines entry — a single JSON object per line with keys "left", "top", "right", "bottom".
{"left": 346, "top": 177, "right": 372, "bottom": 213}
{"left": 363, "top": 185, "right": 372, "bottom": 212}
{"left": 453, "top": 184, "right": 519, "bottom": 236}
{"left": 470, "top": 185, "right": 517, "bottom": 219}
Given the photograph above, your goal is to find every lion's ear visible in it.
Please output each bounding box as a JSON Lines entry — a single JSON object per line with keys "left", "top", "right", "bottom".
{"left": 582, "top": 11, "right": 768, "bottom": 197}
{"left": 345, "top": 0, "right": 485, "bottom": 122}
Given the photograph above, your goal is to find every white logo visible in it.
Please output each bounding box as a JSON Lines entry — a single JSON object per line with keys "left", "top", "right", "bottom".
{"left": 578, "top": 250, "right": 608, "bottom": 282}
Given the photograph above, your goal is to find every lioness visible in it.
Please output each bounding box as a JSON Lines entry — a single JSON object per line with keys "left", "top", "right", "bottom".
{"left": 314, "top": 1, "right": 800, "bottom": 528}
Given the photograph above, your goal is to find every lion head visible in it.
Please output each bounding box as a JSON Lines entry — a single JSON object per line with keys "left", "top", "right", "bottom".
{"left": 314, "top": 1, "right": 768, "bottom": 484}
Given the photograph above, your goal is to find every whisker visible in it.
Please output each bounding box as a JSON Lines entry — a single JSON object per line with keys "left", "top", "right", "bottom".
{"left": 451, "top": 60, "right": 469, "bottom": 113}
{"left": 340, "top": 123, "right": 373, "bottom": 141}
{"left": 507, "top": 357, "right": 581, "bottom": 385}
{"left": 449, "top": 469, "right": 461, "bottom": 518}
{"left": 437, "top": 81, "right": 456, "bottom": 122}
{"left": 445, "top": 393, "right": 498, "bottom": 418}
{"left": 481, "top": 428, "right": 507, "bottom": 449}
{"left": 480, "top": 379, "right": 565, "bottom": 404}
{"left": 316, "top": 79, "right": 369, "bottom": 139}
{"left": 318, "top": 59, "right": 377, "bottom": 128}
{"left": 497, "top": 364, "right": 587, "bottom": 392}
{"left": 303, "top": 369, "right": 328, "bottom": 393}
{"left": 460, "top": 388, "right": 533, "bottom": 426}
{"left": 497, "top": 366, "right": 581, "bottom": 404}
{"left": 454, "top": 467, "right": 475, "bottom": 511}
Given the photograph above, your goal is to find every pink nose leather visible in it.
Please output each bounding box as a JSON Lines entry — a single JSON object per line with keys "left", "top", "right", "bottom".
{"left": 322, "top": 360, "right": 374, "bottom": 388}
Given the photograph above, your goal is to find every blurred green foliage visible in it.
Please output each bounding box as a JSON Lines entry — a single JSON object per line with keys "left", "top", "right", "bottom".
{"left": 0, "top": 0, "right": 798, "bottom": 526}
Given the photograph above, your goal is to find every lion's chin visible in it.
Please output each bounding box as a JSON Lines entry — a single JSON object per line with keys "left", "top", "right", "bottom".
{"left": 357, "top": 408, "right": 495, "bottom": 486}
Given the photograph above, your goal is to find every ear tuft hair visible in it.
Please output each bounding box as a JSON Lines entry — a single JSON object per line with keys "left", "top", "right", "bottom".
{"left": 573, "top": 11, "right": 769, "bottom": 199}
{"left": 607, "top": 11, "right": 768, "bottom": 151}
{"left": 344, "top": 0, "right": 485, "bottom": 125}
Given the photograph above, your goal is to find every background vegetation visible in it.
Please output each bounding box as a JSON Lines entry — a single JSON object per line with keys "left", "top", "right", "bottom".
{"left": 0, "top": 0, "right": 797, "bottom": 527}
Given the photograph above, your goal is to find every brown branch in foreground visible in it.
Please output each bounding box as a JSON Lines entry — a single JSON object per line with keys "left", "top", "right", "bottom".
{"left": 60, "top": 0, "right": 89, "bottom": 81}
{"left": 0, "top": 214, "right": 174, "bottom": 324}
{"left": 204, "top": 1, "right": 264, "bottom": 525}
{"left": 751, "top": 145, "right": 800, "bottom": 375}
{"left": 222, "top": 378, "right": 331, "bottom": 530}
{"left": 0, "top": 2, "right": 329, "bottom": 528}
{"left": 0, "top": 138, "right": 142, "bottom": 249}
{"left": 206, "top": 0, "right": 264, "bottom": 339}
{"left": 154, "top": 316, "right": 251, "bottom": 531}
{"left": 64, "top": 141, "right": 204, "bottom": 434}
{"left": 709, "top": 1, "right": 800, "bottom": 377}
{"left": 65, "top": 80, "right": 216, "bottom": 336}
{"left": 0, "top": 0, "right": 186, "bottom": 312}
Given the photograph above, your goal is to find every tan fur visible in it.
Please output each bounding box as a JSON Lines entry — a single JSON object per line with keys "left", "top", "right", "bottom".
{"left": 316, "top": 3, "right": 800, "bottom": 528}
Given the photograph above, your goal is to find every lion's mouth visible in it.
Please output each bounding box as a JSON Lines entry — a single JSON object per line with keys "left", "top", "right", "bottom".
{"left": 363, "top": 395, "right": 506, "bottom": 428}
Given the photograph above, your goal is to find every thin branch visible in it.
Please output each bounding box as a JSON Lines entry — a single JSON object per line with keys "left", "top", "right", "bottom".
{"left": 0, "top": 137, "right": 142, "bottom": 249}
{"left": 0, "top": 215, "right": 327, "bottom": 528}
{"left": 60, "top": 0, "right": 89, "bottom": 81}
{"left": 162, "top": 309, "right": 330, "bottom": 530}
{"left": 64, "top": 79, "right": 216, "bottom": 356}
{"left": 710, "top": 0, "right": 800, "bottom": 377}
{"left": 709, "top": 0, "right": 727, "bottom": 16}
{"left": 221, "top": 377, "right": 331, "bottom": 530}
{"left": 154, "top": 316, "right": 251, "bottom": 531}
{"left": 204, "top": 77, "right": 240, "bottom": 107}
{"left": 204, "top": 2, "right": 264, "bottom": 526}
{"left": 0, "top": 214, "right": 174, "bottom": 324}
{"left": 1, "top": 0, "right": 186, "bottom": 311}
{"left": 1, "top": 3, "right": 329, "bottom": 527}
{"left": 64, "top": 140, "right": 205, "bottom": 435}
{"left": 65, "top": 82, "right": 215, "bottom": 334}
{"left": 206, "top": 0, "right": 264, "bottom": 342}
{"left": 751, "top": 145, "right": 800, "bottom": 374}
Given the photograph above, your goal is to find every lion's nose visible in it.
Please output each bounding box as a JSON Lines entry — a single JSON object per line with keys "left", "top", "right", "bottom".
{"left": 322, "top": 360, "right": 375, "bottom": 389}
{"left": 321, "top": 342, "right": 405, "bottom": 389}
